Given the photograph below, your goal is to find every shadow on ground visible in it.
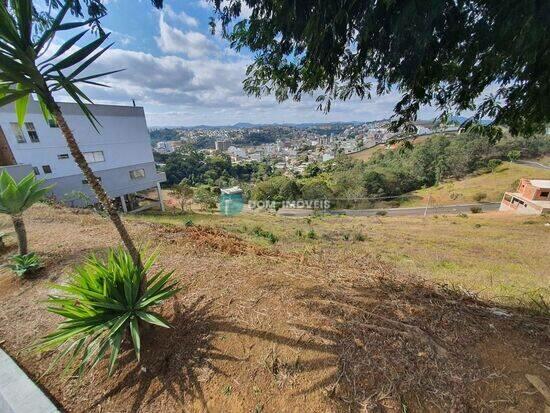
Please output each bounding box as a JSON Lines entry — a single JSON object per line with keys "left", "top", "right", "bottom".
{"left": 91, "top": 278, "right": 549, "bottom": 412}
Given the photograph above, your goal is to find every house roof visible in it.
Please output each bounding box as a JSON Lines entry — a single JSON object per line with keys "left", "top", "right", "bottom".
{"left": 529, "top": 179, "right": 550, "bottom": 189}
{"left": 220, "top": 186, "right": 243, "bottom": 195}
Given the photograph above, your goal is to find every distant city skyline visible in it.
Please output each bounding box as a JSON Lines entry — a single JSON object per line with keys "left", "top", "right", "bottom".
{"left": 44, "top": 0, "right": 449, "bottom": 127}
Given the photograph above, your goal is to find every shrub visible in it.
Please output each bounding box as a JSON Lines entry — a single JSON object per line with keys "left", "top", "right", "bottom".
{"left": 470, "top": 206, "right": 482, "bottom": 214}
{"left": 375, "top": 210, "right": 388, "bottom": 216}
{"left": 8, "top": 252, "right": 41, "bottom": 277}
{"left": 487, "top": 159, "right": 502, "bottom": 172}
{"left": 295, "top": 229, "right": 303, "bottom": 238}
{"left": 507, "top": 150, "right": 521, "bottom": 162}
{"left": 184, "top": 219, "right": 194, "bottom": 227}
{"left": 353, "top": 232, "right": 366, "bottom": 241}
{"left": 252, "top": 226, "right": 278, "bottom": 244}
{"left": 342, "top": 233, "right": 350, "bottom": 241}
{"left": 0, "top": 171, "right": 53, "bottom": 254}
{"left": 473, "top": 192, "right": 487, "bottom": 202}
{"left": 35, "top": 249, "right": 179, "bottom": 376}
{"left": 306, "top": 229, "right": 317, "bottom": 239}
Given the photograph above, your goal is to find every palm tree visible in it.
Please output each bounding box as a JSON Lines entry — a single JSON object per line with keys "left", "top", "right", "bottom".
{"left": 0, "top": 0, "right": 142, "bottom": 269}
{"left": 0, "top": 171, "right": 53, "bottom": 254}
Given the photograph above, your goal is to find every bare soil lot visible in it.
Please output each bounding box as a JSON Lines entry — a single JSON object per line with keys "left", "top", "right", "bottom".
{"left": 0, "top": 205, "right": 549, "bottom": 412}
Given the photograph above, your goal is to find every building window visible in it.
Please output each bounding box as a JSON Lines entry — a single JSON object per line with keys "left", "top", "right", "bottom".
{"left": 42, "top": 165, "right": 52, "bottom": 174}
{"left": 10, "top": 123, "right": 26, "bottom": 143}
{"left": 25, "top": 122, "right": 39, "bottom": 142}
{"left": 83, "top": 151, "right": 105, "bottom": 163}
{"left": 33, "top": 167, "right": 40, "bottom": 176}
{"left": 540, "top": 191, "right": 549, "bottom": 198}
{"left": 129, "top": 168, "right": 145, "bottom": 180}
{"left": 57, "top": 154, "right": 70, "bottom": 159}
{"left": 82, "top": 177, "right": 102, "bottom": 185}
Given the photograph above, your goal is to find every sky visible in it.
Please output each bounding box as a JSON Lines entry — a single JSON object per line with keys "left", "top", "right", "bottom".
{"left": 46, "top": 0, "right": 442, "bottom": 127}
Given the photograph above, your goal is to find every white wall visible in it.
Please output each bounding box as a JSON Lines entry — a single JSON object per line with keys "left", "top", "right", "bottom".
{"left": 0, "top": 100, "right": 154, "bottom": 179}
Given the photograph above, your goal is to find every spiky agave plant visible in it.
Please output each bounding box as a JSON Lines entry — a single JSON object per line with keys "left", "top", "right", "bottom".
{"left": 0, "top": 0, "right": 142, "bottom": 271}
{"left": 0, "top": 171, "right": 53, "bottom": 254}
{"left": 7, "top": 251, "right": 41, "bottom": 276}
{"left": 35, "top": 248, "right": 179, "bottom": 376}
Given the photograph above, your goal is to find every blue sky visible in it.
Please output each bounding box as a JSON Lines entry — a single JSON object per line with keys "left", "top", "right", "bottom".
{"left": 50, "top": 0, "right": 441, "bottom": 127}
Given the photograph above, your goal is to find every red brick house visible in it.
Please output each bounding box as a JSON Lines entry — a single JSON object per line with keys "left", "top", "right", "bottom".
{"left": 500, "top": 178, "right": 550, "bottom": 215}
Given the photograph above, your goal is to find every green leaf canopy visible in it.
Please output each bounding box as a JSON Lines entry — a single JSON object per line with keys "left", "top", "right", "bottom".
{"left": 210, "top": 0, "right": 550, "bottom": 136}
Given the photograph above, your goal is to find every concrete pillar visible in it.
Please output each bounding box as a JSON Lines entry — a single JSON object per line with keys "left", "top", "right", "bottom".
{"left": 157, "top": 182, "right": 165, "bottom": 212}
{"left": 120, "top": 195, "right": 128, "bottom": 213}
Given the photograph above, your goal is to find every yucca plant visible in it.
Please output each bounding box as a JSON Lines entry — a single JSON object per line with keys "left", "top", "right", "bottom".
{"left": 7, "top": 251, "right": 41, "bottom": 276}
{"left": 0, "top": 0, "right": 142, "bottom": 272}
{"left": 0, "top": 171, "right": 53, "bottom": 254}
{"left": 35, "top": 248, "right": 179, "bottom": 376}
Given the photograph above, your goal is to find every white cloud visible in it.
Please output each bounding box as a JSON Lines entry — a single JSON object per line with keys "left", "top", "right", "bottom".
{"left": 163, "top": 4, "right": 199, "bottom": 27}
{"left": 155, "top": 15, "right": 215, "bottom": 58}
{"left": 56, "top": 43, "right": 437, "bottom": 126}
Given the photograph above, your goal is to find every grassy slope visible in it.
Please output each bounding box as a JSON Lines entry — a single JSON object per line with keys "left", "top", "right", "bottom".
{"left": 132, "top": 209, "right": 550, "bottom": 310}
{"left": 401, "top": 161, "right": 550, "bottom": 207}
{"left": 1, "top": 205, "right": 549, "bottom": 412}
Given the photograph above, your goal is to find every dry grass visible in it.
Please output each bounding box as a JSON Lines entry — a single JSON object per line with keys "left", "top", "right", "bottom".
{"left": 0, "top": 204, "right": 549, "bottom": 412}
{"left": 134, "top": 209, "right": 550, "bottom": 310}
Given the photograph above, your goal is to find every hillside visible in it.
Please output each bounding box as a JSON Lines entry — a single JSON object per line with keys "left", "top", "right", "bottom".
{"left": 402, "top": 161, "right": 550, "bottom": 207}
{"left": 1, "top": 205, "right": 548, "bottom": 412}
{"left": 349, "top": 134, "right": 433, "bottom": 162}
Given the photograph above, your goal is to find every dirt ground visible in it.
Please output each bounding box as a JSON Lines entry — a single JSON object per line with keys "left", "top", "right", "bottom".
{"left": 0, "top": 204, "right": 549, "bottom": 412}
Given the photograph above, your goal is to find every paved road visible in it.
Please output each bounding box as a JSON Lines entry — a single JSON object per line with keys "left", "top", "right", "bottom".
{"left": 516, "top": 160, "right": 550, "bottom": 170}
{"left": 277, "top": 202, "right": 500, "bottom": 217}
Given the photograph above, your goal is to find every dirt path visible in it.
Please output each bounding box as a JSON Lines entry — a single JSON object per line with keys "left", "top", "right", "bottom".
{"left": 0, "top": 205, "right": 548, "bottom": 412}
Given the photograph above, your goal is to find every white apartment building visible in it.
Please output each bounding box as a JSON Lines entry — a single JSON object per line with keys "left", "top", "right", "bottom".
{"left": 0, "top": 100, "right": 165, "bottom": 212}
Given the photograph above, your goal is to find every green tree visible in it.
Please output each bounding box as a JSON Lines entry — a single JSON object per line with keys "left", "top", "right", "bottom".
{"left": 0, "top": 171, "right": 52, "bottom": 254}
{"left": 507, "top": 150, "right": 521, "bottom": 163}
{"left": 211, "top": 0, "right": 549, "bottom": 136}
{"left": 170, "top": 181, "right": 194, "bottom": 211}
{"left": 279, "top": 179, "right": 301, "bottom": 200}
{"left": 193, "top": 185, "right": 218, "bottom": 211}
{"left": 0, "top": 1, "right": 142, "bottom": 269}
{"left": 301, "top": 178, "right": 332, "bottom": 200}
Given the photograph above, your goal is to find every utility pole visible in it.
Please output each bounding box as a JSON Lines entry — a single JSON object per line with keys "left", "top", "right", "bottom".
{"left": 424, "top": 194, "right": 431, "bottom": 218}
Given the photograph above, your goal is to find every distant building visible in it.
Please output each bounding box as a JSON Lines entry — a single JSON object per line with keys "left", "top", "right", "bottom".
{"left": 215, "top": 140, "right": 231, "bottom": 151}
{"left": 500, "top": 178, "right": 550, "bottom": 215}
{"left": 227, "top": 146, "right": 247, "bottom": 161}
{"left": 0, "top": 100, "right": 165, "bottom": 212}
{"left": 155, "top": 140, "right": 183, "bottom": 154}
{"left": 248, "top": 152, "right": 262, "bottom": 161}
{"left": 322, "top": 153, "right": 335, "bottom": 162}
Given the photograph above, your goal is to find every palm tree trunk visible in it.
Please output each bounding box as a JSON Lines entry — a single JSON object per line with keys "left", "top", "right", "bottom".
{"left": 11, "top": 214, "right": 27, "bottom": 255}
{"left": 50, "top": 106, "right": 143, "bottom": 274}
